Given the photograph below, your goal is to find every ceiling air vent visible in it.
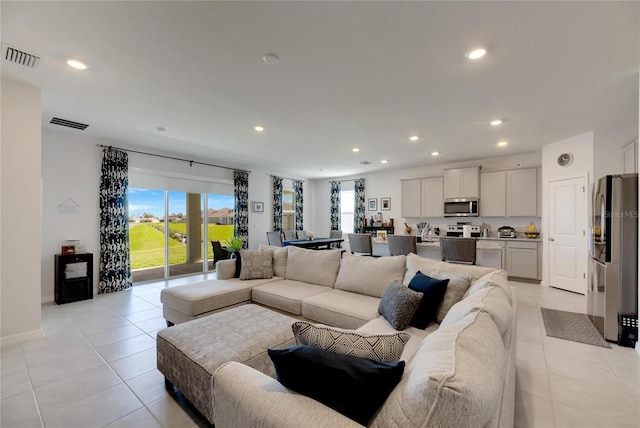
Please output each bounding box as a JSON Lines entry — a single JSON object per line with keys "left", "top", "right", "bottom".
{"left": 360, "top": 161, "right": 371, "bottom": 165}
{"left": 49, "top": 117, "right": 89, "bottom": 130}
{"left": 2, "top": 43, "right": 40, "bottom": 68}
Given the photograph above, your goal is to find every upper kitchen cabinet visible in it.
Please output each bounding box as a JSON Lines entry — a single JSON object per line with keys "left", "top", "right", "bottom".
{"left": 480, "top": 168, "right": 538, "bottom": 217}
{"left": 444, "top": 167, "right": 479, "bottom": 199}
{"left": 506, "top": 168, "right": 537, "bottom": 216}
{"left": 480, "top": 171, "right": 506, "bottom": 217}
{"left": 401, "top": 177, "right": 444, "bottom": 218}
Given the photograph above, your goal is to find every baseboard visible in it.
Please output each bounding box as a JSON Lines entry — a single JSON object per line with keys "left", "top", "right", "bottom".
{"left": 1, "top": 328, "right": 44, "bottom": 347}
{"left": 41, "top": 295, "right": 54, "bottom": 304}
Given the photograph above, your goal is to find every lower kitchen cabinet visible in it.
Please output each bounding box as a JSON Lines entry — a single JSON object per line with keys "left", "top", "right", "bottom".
{"left": 505, "top": 241, "right": 540, "bottom": 280}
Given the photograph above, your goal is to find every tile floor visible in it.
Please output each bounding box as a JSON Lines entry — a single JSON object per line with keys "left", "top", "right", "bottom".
{"left": 1, "top": 275, "right": 639, "bottom": 428}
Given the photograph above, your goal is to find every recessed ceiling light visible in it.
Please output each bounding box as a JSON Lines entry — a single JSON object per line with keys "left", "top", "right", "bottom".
{"left": 262, "top": 53, "right": 279, "bottom": 64}
{"left": 466, "top": 48, "right": 486, "bottom": 60}
{"left": 380, "top": 159, "right": 388, "bottom": 164}
{"left": 490, "top": 119, "right": 503, "bottom": 126}
{"left": 66, "top": 59, "right": 88, "bottom": 70}
{"left": 431, "top": 151, "right": 440, "bottom": 156}
{"left": 253, "top": 125, "right": 265, "bottom": 132}
{"left": 409, "top": 135, "right": 420, "bottom": 142}
{"left": 352, "top": 147, "right": 360, "bottom": 153}
{"left": 497, "top": 141, "right": 508, "bottom": 147}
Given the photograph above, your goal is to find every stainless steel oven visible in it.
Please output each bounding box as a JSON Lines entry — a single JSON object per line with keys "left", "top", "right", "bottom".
{"left": 443, "top": 198, "right": 479, "bottom": 217}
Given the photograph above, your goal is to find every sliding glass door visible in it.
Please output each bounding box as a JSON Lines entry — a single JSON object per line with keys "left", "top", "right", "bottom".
{"left": 129, "top": 188, "right": 234, "bottom": 283}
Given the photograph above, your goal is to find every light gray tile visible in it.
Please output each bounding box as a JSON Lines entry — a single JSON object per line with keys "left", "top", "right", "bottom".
{"left": 553, "top": 402, "right": 638, "bottom": 428}
{"left": 548, "top": 373, "right": 640, "bottom": 425}
{"left": 27, "top": 348, "right": 106, "bottom": 389}
{"left": 542, "top": 335, "right": 609, "bottom": 364}
{"left": 514, "top": 390, "right": 555, "bottom": 428}
{"left": 42, "top": 384, "right": 142, "bottom": 428}
{"left": 74, "top": 315, "right": 131, "bottom": 335}
{"left": 517, "top": 341, "right": 547, "bottom": 372}
{"left": 125, "top": 369, "right": 169, "bottom": 404}
{"left": 34, "top": 365, "right": 122, "bottom": 417}
{"left": 516, "top": 365, "right": 550, "bottom": 399}
{"left": 0, "top": 390, "right": 42, "bottom": 428}
{"left": 146, "top": 394, "right": 203, "bottom": 427}
{"left": 86, "top": 324, "right": 145, "bottom": 347}
{"left": 104, "top": 407, "right": 163, "bottom": 428}
{"left": 1, "top": 368, "right": 32, "bottom": 400}
{"left": 545, "top": 351, "right": 621, "bottom": 390}
{"left": 95, "top": 334, "right": 156, "bottom": 362}
{"left": 110, "top": 348, "right": 157, "bottom": 380}
{"left": 122, "top": 307, "right": 163, "bottom": 324}
{"left": 134, "top": 317, "right": 168, "bottom": 333}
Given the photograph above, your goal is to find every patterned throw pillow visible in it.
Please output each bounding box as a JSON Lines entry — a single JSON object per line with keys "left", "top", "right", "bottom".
{"left": 378, "top": 281, "right": 423, "bottom": 330}
{"left": 429, "top": 269, "right": 473, "bottom": 323}
{"left": 238, "top": 250, "right": 273, "bottom": 280}
{"left": 292, "top": 321, "right": 410, "bottom": 362}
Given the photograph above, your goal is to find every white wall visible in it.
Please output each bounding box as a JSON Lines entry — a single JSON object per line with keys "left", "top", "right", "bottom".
{"left": 594, "top": 121, "right": 638, "bottom": 179}
{"left": 41, "top": 129, "right": 102, "bottom": 302}
{"left": 1, "top": 79, "right": 43, "bottom": 346}
{"left": 541, "top": 131, "right": 594, "bottom": 288}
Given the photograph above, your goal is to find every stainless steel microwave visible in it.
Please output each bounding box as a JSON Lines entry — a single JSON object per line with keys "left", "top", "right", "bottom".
{"left": 444, "top": 198, "right": 479, "bottom": 217}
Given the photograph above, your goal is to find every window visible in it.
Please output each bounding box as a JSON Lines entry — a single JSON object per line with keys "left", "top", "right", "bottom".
{"left": 340, "top": 189, "right": 354, "bottom": 234}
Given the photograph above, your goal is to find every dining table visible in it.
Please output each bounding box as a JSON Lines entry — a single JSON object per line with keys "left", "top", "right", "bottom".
{"left": 282, "top": 237, "right": 344, "bottom": 250}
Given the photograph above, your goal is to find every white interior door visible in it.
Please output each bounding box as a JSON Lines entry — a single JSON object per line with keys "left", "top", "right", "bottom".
{"left": 548, "top": 176, "right": 588, "bottom": 294}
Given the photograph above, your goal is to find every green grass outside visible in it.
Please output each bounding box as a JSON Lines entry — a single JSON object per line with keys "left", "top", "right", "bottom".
{"left": 129, "top": 223, "right": 234, "bottom": 270}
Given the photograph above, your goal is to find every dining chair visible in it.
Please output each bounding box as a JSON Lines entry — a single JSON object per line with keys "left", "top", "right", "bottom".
{"left": 440, "top": 237, "right": 477, "bottom": 265}
{"left": 283, "top": 230, "right": 297, "bottom": 240}
{"left": 210, "top": 241, "right": 231, "bottom": 263}
{"left": 296, "top": 230, "right": 308, "bottom": 239}
{"left": 266, "top": 232, "right": 284, "bottom": 247}
{"left": 348, "top": 233, "right": 376, "bottom": 256}
{"left": 387, "top": 235, "right": 417, "bottom": 256}
{"left": 329, "top": 230, "right": 343, "bottom": 248}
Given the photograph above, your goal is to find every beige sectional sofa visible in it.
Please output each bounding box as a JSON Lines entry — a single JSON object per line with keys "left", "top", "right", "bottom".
{"left": 158, "top": 245, "right": 516, "bottom": 428}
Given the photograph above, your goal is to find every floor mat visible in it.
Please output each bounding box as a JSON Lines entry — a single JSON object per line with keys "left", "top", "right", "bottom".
{"left": 540, "top": 307, "right": 611, "bottom": 348}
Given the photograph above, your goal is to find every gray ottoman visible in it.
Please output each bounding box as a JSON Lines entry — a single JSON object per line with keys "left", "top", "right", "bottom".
{"left": 156, "top": 304, "right": 297, "bottom": 424}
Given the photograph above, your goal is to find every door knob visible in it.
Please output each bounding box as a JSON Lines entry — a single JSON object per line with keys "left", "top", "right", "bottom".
{"left": 548, "top": 238, "right": 555, "bottom": 242}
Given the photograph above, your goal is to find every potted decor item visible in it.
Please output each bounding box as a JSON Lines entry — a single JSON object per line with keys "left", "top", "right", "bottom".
{"left": 224, "top": 236, "right": 244, "bottom": 278}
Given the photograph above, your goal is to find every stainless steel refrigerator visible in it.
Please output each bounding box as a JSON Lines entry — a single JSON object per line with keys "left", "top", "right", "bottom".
{"left": 589, "top": 174, "right": 638, "bottom": 342}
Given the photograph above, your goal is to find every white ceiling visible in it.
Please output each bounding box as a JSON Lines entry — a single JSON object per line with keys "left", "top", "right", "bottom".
{"left": 2, "top": 1, "right": 638, "bottom": 179}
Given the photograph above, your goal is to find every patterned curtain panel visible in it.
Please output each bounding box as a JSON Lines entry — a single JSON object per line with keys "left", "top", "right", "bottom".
{"left": 330, "top": 181, "right": 341, "bottom": 230}
{"left": 99, "top": 149, "right": 132, "bottom": 293}
{"left": 294, "top": 180, "right": 304, "bottom": 231}
{"left": 354, "top": 178, "right": 366, "bottom": 233}
{"left": 234, "top": 170, "right": 249, "bottom": 249}
{"left": 272, "top": 176, "right": 283, "bottom": 232}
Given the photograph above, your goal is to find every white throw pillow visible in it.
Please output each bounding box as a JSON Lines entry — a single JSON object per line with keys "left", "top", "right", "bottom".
{"left": 258, "top": 244, "right": 288, "bottom": 277}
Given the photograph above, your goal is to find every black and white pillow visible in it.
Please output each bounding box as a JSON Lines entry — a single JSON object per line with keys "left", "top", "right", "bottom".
{"left": 292, "top": 321, "right": 410, "bottom": 362}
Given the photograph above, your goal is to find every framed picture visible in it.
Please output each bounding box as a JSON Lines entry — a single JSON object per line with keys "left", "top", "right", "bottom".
{"left": 368, "top": 198, "right": 377, "bottom": 211}
{"left": 381, "top": 197, "right": 391, "bottom": 210}
{"left": 252, "top": 201, "right": 264, "bottom": 213}
{"left": 376, "top": 230, "right": 388, "bottom": 241}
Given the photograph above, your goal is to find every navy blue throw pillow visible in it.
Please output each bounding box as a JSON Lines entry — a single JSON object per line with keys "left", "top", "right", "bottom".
{"left": 408, "top": 271, "right": 449, "bottom": 329}
{"left": 268, "top": 345, "right": 405, "bottom": 425}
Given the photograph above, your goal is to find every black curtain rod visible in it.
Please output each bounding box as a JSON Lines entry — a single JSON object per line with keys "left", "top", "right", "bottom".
{"left": 271, "top": 174, "right": 305, "bottom": 183}
{"left": 96, "top": 144, "right": 250, "bottom": 173}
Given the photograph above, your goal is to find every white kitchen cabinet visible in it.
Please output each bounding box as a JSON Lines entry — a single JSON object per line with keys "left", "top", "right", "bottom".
{"left": 623, "top": 139, "right": 637, "bottom": 174}
{"left": 444, "top": 167, "right": 479, "bottom": 199}
{"left": 505, "top": 241, "right": 539, "bottom": 280}
{"left": 401, "top": 179, "right": 421, "bottom": 218}
{"left": 480, "top": 171, "right": 506, "bottom": 216}
{"left": 506, "top": 168, "right": 537, "bottom": 216}
{"left": 420, "top": 176, "right": 444, "bottom": 217}
{"left": 401, "top": 177, "right": 444, "bottom": 218}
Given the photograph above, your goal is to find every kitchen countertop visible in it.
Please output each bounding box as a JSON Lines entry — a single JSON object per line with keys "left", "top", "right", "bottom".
{"left": 373, "top": 235, "right": 543, "bottom": 248}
